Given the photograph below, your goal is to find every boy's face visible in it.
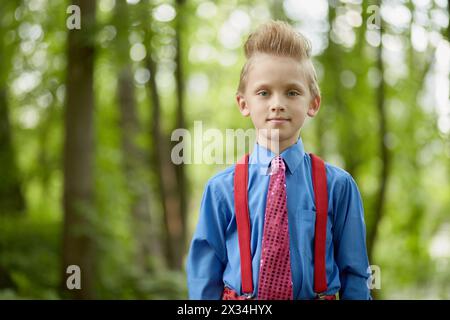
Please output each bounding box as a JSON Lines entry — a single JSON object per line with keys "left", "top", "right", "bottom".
{"left": 236, "top": 53, "right": 320, "bottom": 152}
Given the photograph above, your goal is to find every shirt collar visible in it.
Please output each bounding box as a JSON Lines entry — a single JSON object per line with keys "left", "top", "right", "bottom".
{"left": 249, "top": 138, "right": 306, "bottom": 175}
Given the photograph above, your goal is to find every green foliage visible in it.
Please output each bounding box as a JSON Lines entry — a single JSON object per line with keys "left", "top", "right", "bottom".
{"left": 0, "top": 215, "right": 61, "bottom": 299}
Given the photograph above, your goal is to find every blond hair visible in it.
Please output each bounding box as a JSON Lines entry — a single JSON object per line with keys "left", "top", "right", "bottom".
{"left": 237, "top": 20, "right": 320, "bottom": 99}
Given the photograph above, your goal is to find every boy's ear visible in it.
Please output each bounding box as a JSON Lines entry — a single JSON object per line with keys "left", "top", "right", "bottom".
{"left": 307, "top": 95, "right": 321, "bottom": 117}
{"left": 236, "top": 94, "right": 250, "bottom": 117}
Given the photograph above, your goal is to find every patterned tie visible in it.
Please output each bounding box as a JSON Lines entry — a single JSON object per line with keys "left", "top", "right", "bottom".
{"left": 257, "top": 156, "right": 293, "bottom": 300}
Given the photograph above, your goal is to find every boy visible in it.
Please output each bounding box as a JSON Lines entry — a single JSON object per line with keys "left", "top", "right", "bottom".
{"left": 186, "top": 20, "right": 371, "bottom": 300}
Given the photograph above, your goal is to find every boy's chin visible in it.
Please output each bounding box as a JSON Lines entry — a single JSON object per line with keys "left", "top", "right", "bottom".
{"left": 259, "top": 125, "right": 299, "bottom": 136}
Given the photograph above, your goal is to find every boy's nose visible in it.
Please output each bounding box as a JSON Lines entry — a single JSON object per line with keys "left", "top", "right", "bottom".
{"left": 270, "top": 104, "right": 286, "bottom": 112}
{"left": 270, "top": 94, "right": 287, "bottom": 112}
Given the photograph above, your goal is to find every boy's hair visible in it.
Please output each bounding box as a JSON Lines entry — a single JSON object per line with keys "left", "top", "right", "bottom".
{"left": 237, "top": 20, "right": 320, "bottom": 99}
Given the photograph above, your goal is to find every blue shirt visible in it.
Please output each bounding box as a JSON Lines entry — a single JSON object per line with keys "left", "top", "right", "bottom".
{"left": 186, "top": 138, "right": 371, "bottom": 300}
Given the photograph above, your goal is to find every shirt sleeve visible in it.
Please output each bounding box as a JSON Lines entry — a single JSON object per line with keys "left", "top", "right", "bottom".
{"left": 332, "top": 173, "right": 372, "bottom": 300}
{"left": 186, "top": 179, "right": 228, "bottom": 299}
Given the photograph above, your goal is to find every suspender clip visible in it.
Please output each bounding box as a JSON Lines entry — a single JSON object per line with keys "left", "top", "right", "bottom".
{"left": 242, "top": 292, "right": 254, "bottom": 299}
{"left": 316, "top": 292, "right": 338, "bottom": 300}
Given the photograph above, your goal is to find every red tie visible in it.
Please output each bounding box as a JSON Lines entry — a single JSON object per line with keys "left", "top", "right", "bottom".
{"left": 257, "top": 156, "right": 293, "bottom": 300}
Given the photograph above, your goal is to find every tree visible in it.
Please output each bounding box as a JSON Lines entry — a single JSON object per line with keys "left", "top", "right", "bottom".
{"left": 173, "top": 0, "right": 189, "bottom": 268}
{"left": 141, "top": 0, "right": 188, "bottom": 270}
{"left": 114, "top": 0, "right": 156, "bottom": 273}
{"left": 61, "top": 0, "right": 97, "bottom": 299}
{"left": 0, "top": 1, "right": 25, "bottom": 216}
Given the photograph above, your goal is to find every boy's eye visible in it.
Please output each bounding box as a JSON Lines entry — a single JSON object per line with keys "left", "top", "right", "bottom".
{"left": 288, "top": 91, "right": 300, "bottom": 96}
{"left": 257, "top": 91, "right": 268, "bottom": 97}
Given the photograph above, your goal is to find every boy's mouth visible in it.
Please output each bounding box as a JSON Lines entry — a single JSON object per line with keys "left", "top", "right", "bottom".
{"left": 266, "top": 117, "right": 290, "bottom": 124}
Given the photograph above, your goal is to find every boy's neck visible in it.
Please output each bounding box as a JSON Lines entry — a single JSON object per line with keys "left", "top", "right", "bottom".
{"left": 256, "top": 135, "right": 299, "bottom": 155}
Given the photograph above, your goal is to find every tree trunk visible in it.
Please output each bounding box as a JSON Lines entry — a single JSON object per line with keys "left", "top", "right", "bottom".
{"left": 145, "top": 53, "right": 181, "bottom": 270}
{"left": 367, "top": 4, "right": 390, "bottom": 264}
{"left": 0, "top": 1, "right": 25, "bottom": 216}
{"left": 173, "top": 0, "right": 189, "bottom": 266}
{"left": 0, "top": 88, "right": 25, "bottom": 215}
{"left": 142, "top": 0, "right": 186, "bottom": 270}
{"left": 114, "top": 0, "right": 158, "bottom": 273}
{"left": 61, "top": 0, "right": 97, "bottom": 299}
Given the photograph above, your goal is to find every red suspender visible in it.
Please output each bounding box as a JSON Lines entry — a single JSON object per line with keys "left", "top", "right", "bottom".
{"left": 234, "top": 153, "right": 253, "bottom": 295}
{"left": 310, "top": 153, "right": 329, "bottom": 294}
{"left": 233, "top": 153, "right": 329, "bottom": 296}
